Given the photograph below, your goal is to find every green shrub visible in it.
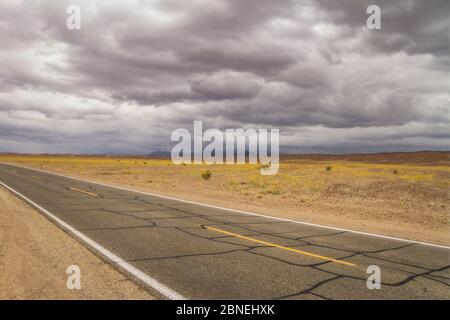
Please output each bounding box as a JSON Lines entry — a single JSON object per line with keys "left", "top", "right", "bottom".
{"left": 202, "top": 170, "right": 212, "bottom": 180}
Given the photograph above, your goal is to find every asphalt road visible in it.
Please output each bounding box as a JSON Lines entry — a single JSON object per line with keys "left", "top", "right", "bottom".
{"left": 0, "top": 163, "right": 449, "bottom": 299}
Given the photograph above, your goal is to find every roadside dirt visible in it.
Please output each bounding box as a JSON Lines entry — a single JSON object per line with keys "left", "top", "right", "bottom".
{"left": 0, "top": 186, "right": 154, "bottom": 299}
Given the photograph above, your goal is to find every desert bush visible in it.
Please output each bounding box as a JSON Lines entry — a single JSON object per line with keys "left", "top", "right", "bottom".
{"left": 393, "top": 169, "right": 399, "bottom": 175}
{"left": 326, "top": 166, "right": 332, "bottom": 171}
{"left": 202, "top": 170, "right": 212, "bottom": 180}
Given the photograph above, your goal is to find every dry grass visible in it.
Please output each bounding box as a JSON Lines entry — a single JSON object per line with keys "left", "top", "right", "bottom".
{"left": 1, "top": 153, "right": 449, "bottom": 245}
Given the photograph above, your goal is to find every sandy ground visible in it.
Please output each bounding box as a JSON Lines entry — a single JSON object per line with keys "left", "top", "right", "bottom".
{"left": 0, "top": 186, "right": 154, "bottom": 299}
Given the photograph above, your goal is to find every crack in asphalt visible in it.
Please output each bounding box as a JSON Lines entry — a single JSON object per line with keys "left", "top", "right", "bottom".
{"left": 71, "top": 192, "right": 450, "bottom": 299}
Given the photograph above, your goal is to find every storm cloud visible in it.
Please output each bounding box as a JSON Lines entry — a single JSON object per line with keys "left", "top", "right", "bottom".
{"left": 0, "top": 0, "right": 448, "bottom": 154}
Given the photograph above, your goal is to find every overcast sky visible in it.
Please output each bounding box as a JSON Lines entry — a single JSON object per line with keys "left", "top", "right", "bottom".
{"left": 0, "top": 0, "right": 448, "bottom": 154}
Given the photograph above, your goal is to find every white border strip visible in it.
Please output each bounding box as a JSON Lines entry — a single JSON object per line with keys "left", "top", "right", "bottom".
{"left": 0, "top": 179, "right": 186, "bottom": 300}
{"left": 1, "top": 161, "right": 449, "bottom": 250}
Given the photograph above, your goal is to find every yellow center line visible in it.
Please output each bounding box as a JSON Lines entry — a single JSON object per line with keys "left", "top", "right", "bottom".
{"left": 69, "top": 187, "right": 100, "bottom": 198}
{"left": 204, "top": 225, "right": 356, "bottom": 267}
{"left": 31, "top": 175, "right": 41, "bottom": 180}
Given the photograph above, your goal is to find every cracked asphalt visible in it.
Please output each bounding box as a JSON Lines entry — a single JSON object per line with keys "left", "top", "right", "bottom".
{"left": 0, "top": 163, "right": 449, "bottom": 299}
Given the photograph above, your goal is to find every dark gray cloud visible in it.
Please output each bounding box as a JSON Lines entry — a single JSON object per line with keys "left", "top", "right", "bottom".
{"left": 315, "top": 0, "right": 449, "bottom": 56}
{"left": 0, "top": 0, "right": 448, "bottom": 154}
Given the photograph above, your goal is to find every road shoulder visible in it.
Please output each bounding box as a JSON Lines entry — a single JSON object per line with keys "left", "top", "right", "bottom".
{"left": 0, "top": 186, "right": 154, "bottom": 299}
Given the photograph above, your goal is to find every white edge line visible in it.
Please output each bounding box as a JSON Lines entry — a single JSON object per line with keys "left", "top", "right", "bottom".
{"left": 1, "top": 161, "right": 449, "bottom": 250}
{"left": 0, "top": 179, "right": 186, "bottom": 300}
